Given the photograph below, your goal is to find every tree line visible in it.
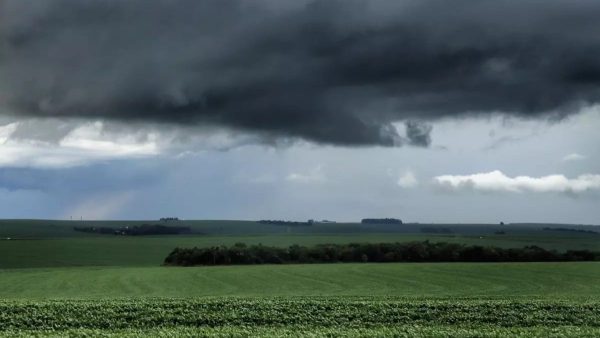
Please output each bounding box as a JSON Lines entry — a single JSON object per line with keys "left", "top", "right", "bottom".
{"left": 74, "top": 224, "right": 191, "bottom": 236}
{"left": 257, "top": 220, "right": 313, "bottom": 226}
{"left": 543, "top": 227, "right": 598, "bottom": 235}
{"left": 361, "top": 218, "right": 403, "bottom": 224}
{"left": 420, "top": 227, "right": 453, "bottom": 234}
{"left": 163, "top": 241, "right": 597, "bottom": 266}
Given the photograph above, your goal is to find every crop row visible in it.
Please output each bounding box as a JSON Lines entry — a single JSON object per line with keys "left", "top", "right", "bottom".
{"left": 2, "top": 325, "right": 600, "bottom": 338}
{"left": 0, "top": 298, "right": 599, "bottom": 330}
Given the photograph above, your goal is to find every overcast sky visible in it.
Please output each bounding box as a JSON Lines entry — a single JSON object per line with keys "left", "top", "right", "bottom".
{"left": 0, "top": 0, "right": 599, "bottom": 223}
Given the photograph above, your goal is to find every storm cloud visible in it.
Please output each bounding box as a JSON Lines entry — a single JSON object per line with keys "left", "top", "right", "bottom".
{"left": 2, "top": 0, "right": 600, "bottom": 146}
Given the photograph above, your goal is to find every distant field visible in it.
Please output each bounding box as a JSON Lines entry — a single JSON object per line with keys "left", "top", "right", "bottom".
{"left": 0, "top": 219, "right": 269, "bottom": 238}
{"left": 1, "top": 262, "right": 599, "bottom": 299}
{"left": 2, "top": 233, "right": 600, "bottom": 268}
{"left": 2, "top": 219, "right": 596, "bottom": 238}
{"left": 0, "top": 219, "right": 418, "bottom": 238}
{"left": 1, "top": 219, "right": 599, "bottom": 268}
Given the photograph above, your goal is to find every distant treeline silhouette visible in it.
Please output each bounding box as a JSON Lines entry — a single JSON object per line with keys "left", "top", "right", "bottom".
{"left": 257, "top": 220, "right": 313, "bottom": 226}
{"left": 163, "top": 241, "right": 597, "bottom": 266}
{"left": 74, "top": 224, "right": 191, "bottom": 236}
{"left": 160, "top": 217, "right": 180, "bottom": 221}
{"left": 420, "top": 227, "right": 453, "bottom": 234}
{"left": 361, "top": 218, "right": 403, "bottom": 224}
{"left": 543, "top": 227, "right": 598, "bottom": 235}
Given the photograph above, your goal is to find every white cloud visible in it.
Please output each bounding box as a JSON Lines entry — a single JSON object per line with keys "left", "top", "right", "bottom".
{"left": 0, "top": 118, "right": 278, "bottom": 168}
{"left": 397, "top": 170, "right": 418, "bottom": 188}
{"left": 286, "top": 165, "right": 326, "bottom": 183}
{"left": 60, "top": 122, "right": 158, "bottom": 156}
{"left": 0, "top": 121, "right": 158, "bottom": 168}
{"left": 434, "top": 170, "right": 600, "bottom": 194}
{"left": 562, "top": 153, "right": 586, "bottom": 161}
{"left": 0, "top": 123, "right": 17, "bottom": 143}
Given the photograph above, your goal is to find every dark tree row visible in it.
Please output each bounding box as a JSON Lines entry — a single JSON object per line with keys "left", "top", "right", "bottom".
{"left": 163, "top": 241, "right": 598, "bottom": 266}
{"left": 543, "top": 227, "right": 598, "bottom": 235}
{"left": 420, "top": 227, "right": 453, "bottom": 234}
{"left": 257, "top": 220, "right": 313, "bottom": 226}
{"left": 74, "top": 224, "right": 191, "bottom": 236}
{"left": 361, "top": 218, "right": 403, "bottom": 224}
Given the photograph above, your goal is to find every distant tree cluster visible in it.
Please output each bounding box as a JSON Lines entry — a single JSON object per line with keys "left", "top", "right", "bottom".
{"left": 73, "top": 226, "right": 115, "bottom": 235}
{"left": 543, "top": 227, "right": 598, "bottom": 235}
{"left": 74, "top": 224, "right": 191, "bottom": 236}
{"left": 361, "top": 218, "right": 403, "bottom": 224}
{"left": 257, "top": 220, "right": 313, "bottom": 226}
{"left": 163, "top": 241, "right": 598, "bottom": 266}
{"left": 420, "top": 227, "right": 453, "bottom": 234}
{"left": 160, "top": 217, "right": 180, "bottom": 221}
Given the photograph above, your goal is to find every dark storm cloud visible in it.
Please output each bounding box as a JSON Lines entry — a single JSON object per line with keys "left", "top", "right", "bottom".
{"left": 405, "top": 121, "right": 432, "bottom": 147}
{"left": 2, "top": 0, "right": 600, "bottom": 146}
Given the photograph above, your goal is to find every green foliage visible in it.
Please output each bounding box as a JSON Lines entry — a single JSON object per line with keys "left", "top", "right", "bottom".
{"left": 0, "top": 298, "right": 598, "bottom": 336}
{"left": 163, "top": 242, "right": 597, "bottom": 266}
{"left": 3, "top": 326, "right": 600, "bottom": 337}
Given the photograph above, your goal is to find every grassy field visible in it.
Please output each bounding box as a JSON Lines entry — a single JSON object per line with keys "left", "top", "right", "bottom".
{"left": 2, "top": 223, "right": 599, "bottom": 268}
{"left": 1, "top": 220, "right": 599, "bottom": 336}
{"left": 0, "top": 262, "right": 599, "bottom": 299}
{"left": 2, "top": 233, "right": 600, "bottom": 268}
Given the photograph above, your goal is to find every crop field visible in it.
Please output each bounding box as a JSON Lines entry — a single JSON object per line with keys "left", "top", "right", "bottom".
{"left": 0, "top": 262, "right": 599, "bottom": 336}
{"left": 1, "top": 298, "right": 600, "bottom": 337}
{"left": 1, "top": 220, "right": 599, "bottom": 336}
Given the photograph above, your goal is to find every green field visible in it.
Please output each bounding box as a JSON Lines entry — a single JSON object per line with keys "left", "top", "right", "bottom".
{"left": 1, "top": 262, "right": 599, "bottom": 299}
{"left": 2, "top": 219, "right": 599, "bottom": 269}
{"left": 1, "top": 220, "right": 599, "bottom": 336}
{"left": 4, "top": 233, "right": 600, "bottom": 269}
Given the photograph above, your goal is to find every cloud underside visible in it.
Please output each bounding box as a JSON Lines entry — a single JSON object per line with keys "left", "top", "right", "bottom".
{"left": 2, "top": 1, "right": 600, "bottom": 146}
{"left": 434, "top": 170, "right": 600, "bottom": 194}
{"left": 0, "top": 121, "right": 158, "bottom": 168}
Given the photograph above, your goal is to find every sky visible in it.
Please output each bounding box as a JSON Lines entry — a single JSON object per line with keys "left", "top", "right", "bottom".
{"left": 0, "top": 0, "right": 599, "bottom": 223}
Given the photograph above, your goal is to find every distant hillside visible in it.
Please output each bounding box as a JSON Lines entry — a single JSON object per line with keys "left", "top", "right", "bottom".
{"left": 0, "top": 219, "right": 597, "bottom": 239}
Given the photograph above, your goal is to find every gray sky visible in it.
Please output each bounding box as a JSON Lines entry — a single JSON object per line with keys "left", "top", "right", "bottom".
{"left": 0, "top": 0, "right": 599, "bottom": 223}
